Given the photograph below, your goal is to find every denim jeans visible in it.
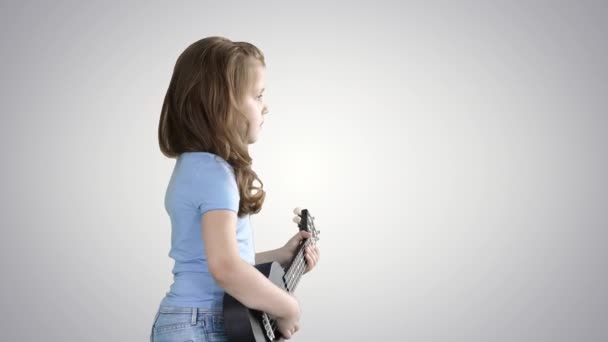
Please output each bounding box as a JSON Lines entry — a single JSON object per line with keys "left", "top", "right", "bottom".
{"left": 150, "top": 304, "right": 228, "bottom": 342}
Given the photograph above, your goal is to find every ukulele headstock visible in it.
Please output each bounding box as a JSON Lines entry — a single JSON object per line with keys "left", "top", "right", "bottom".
{"left": 297, "top": 208, "right": 320, "bottom": 244}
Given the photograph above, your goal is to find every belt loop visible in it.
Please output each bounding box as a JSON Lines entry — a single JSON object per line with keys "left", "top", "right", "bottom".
{"left": 191, "top": 307, "right": 198, "bottom": 325}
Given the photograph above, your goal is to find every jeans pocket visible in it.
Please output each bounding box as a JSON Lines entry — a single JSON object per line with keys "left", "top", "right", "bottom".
{"left": 154, "top": 312, "right": 195, "bottom": 334}
{"left": 204, "top": 313, "right": 228, "bottom": 342}
{"left": 212, "top": 315, "right": 225, "bottom": 332}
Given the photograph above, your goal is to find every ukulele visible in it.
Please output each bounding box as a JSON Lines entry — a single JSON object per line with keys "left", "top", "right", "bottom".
{"left": 223, "top": 208, "right": 320, "bottom": 341}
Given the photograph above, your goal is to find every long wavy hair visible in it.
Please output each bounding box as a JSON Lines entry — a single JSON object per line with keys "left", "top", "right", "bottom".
{"left": 158, "top": 36, "right": 266, "bottom": 218}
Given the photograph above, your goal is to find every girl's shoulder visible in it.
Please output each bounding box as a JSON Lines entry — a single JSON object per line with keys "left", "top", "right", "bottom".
{"left": 174, "top": 152, "right": 240, "bottom": 213}
{"left": 179, "top": 152, "right": 235, "bottom": 177}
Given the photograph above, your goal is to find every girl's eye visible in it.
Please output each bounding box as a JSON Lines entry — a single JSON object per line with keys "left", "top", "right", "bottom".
{"left": 257, "top": 94, "right": 264, "bottom": 100}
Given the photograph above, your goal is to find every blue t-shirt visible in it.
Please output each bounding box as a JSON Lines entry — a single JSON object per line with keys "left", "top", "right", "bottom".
{"left": 159, "top": 152, "right": 255, "bottom": 308}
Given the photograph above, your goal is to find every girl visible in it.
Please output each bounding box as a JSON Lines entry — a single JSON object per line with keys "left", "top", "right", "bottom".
{"left": 150, "top": 36, "right": 320, "bottom": 342}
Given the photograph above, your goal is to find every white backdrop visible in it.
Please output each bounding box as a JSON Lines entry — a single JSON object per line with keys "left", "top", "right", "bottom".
{"left": 0, "top": 1, "right": 606, "bottom": 341}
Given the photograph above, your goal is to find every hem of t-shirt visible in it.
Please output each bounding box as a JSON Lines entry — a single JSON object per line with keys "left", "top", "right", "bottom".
{"left": 199, "top": 206, "right": 238, "bottom": 215}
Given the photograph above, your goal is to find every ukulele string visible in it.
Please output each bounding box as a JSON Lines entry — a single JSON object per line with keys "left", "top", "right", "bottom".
{"left": 268, "top": 215, "right": 317, "bottom": 335}
{"left": 268, "top": 243, "right": 311, "bottom": 334}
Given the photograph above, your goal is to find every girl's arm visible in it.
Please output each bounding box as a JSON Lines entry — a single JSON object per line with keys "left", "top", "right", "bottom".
{"left": 202, "top": 210, "right": 299, "bottom": 319}
{"left": 255, "top": 248, "right": 289, "bottom": 265}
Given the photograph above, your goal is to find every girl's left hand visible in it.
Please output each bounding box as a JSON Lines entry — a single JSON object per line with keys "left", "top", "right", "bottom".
{"left": 279, "top": 230, "right": 320, "bottom": 274}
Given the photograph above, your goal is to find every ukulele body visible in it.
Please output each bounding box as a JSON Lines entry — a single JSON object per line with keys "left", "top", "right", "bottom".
{"left": 223, "top": 261, "right": 287, "bottom": 342}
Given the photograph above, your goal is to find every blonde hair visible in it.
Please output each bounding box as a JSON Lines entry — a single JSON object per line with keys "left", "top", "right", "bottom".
{"left": 158, "top": 36, "right": 266, "bottom": 217}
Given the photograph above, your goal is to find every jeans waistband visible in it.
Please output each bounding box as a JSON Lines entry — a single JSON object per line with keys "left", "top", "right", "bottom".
{"left": 157, "top": 303, "right": 223, "bottom": 327}
{"left": 158, "top": 304, "right": 223, "bottom": 314}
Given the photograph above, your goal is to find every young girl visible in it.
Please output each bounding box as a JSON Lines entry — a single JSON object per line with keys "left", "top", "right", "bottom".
{"left": 150, "top": 36, "right": 320, "bottom": 342}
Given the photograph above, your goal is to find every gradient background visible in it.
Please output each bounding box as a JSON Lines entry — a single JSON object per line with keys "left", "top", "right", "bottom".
{"left": 1, "top": 1, "right": 607, "bottom": 341}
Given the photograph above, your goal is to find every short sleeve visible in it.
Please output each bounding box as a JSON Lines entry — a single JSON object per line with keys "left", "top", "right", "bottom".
{"left": 193, "top": 156, "right": 240, "bottom": 215}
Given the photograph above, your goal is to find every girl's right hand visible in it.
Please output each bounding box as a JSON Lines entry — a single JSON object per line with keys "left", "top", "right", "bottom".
{"left": 275, "top": 294, "right": 301, "bottom": 339}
